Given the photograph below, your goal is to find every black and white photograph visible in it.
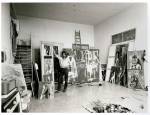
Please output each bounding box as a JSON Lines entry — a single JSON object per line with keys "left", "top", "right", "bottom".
{"left": 1, "top": 1, "right": 149, "bottom": 113}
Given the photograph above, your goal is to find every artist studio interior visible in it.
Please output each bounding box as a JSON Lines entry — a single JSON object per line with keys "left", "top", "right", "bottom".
{"left": 1, "top": 2, "right": 149, "bottom": 113}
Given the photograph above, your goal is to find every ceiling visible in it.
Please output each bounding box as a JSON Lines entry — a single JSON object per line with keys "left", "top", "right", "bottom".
{"left": 13, "top": 3, "right": 136, "bottom": 25}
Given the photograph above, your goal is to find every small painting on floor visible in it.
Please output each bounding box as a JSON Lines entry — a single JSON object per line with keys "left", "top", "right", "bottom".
{"left": 128, "top": 70, "right": 145, "bottom": 89}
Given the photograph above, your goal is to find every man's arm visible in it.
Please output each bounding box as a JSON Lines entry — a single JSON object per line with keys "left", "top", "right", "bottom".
{"left": 54, "top": 50, "right": 62, "bottom": 60}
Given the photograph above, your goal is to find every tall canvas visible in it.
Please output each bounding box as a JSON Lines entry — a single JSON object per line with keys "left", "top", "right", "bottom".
{"left": 40, "top": 42, "right": 54, "bottom": 99}
{"left": 127, "top": 50, "right": 145, "bottom": 90}
{"left": 89, "top": 49, "right": 100, "bottom": 81}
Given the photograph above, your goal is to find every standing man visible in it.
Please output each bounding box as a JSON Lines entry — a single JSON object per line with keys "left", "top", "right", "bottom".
{"left": 53, "top": 46, "right": 61, "bottom": 84}
{"left": 54, "top": 50, "right": 70, "bottom": 92}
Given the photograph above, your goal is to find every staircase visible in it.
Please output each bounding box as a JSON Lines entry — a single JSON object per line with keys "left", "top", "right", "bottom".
{"left": 14, "top": 40, "right": 32, "bottom": 90}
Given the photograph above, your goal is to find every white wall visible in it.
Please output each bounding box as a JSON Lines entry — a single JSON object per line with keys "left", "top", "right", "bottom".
{"left": 94, "top": 4, "right": 147, "bottom": 64}
{"left": 94, "top": 4, "right": 148, "bottom": 85}
{"left": 1, "top": 3, "right": 13, "bottom": 64}
{"left": 18, "top": 16, "right": 94, "bottom": 49}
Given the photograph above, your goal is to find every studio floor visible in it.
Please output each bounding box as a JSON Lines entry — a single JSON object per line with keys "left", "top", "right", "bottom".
{"left": 30, "top": 82, "right": 148, "bottom": 113}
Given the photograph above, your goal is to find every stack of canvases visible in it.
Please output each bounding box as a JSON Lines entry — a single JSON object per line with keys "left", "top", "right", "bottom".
{"left": 106, "top": 28, "right": 145, "bottom": 88}
{"left": 107, "top": 44, "right": 128, "bottom": 87}
{"left": 127, "top": 51, "right": 145, "bottom": 89}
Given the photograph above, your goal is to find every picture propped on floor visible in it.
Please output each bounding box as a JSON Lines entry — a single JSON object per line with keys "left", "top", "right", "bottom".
{"left": 128, "top": 70, "right": 145, "bottom": 89}
{"left": 108, "top": 44, "right": 128, "bottom": 87}
{"left": 127, "top": 50, "right": 145, "bottom": 90}
{"left": 40, "top": 42, "right": 55, "bottom": 99}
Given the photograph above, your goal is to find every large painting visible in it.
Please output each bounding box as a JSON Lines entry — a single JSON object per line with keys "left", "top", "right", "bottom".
{"left": 106, "top": 44, "right": 128, "bottom": 86}
{"left": 75, "top": 49, "right": 100, "bottom": 83}
{"left": 89, "top": 49, "right": 100, "bottom": 81}
{"left": 128, "top": 70, "right": 145, "bottom": 89}
{"left": 41, "top": 42, "right": 54, "bottom": 99}
{"left": 127, "top": 50, "right": 144, "bottom": 70}
{"left": 43, "top": 45, "right": 53, "bottom": 77}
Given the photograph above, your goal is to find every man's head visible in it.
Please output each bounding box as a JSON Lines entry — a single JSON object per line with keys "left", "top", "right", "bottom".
{"left": 61, "top": 51, "right": 68, "bottom": 59}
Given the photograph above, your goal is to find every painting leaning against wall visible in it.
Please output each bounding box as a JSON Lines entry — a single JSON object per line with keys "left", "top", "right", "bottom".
{"left": 128, "top": 70, "right": 145, "bottom": 89}
{"left": 127, "top": 50, "right": 144, "bottom": 70}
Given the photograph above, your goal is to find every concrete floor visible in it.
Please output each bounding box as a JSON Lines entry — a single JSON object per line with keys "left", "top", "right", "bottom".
{"left": 29, "top": 82, "right": 148, "bottom": 113}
